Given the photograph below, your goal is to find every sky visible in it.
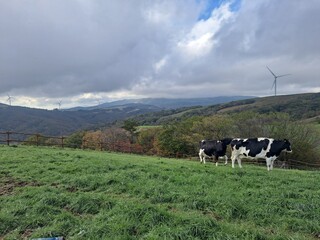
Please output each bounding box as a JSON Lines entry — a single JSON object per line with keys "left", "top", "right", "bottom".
{"left": 0, "top": 0, "right": 320, "bottom": 109}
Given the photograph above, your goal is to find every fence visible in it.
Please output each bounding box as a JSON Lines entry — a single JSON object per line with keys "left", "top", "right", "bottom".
{"left": 0, "top": 131, "right": 65, "bottom": 147}
{"left": 1, "top": 131, "right": 319, "bottom": 170}
{"left": 0, "top": 131, "right": 142, "bottom": 153}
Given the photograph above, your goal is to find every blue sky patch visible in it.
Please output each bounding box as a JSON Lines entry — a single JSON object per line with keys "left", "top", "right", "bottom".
{"left": 198, "top": 0, "right": 242, "bottom": 20}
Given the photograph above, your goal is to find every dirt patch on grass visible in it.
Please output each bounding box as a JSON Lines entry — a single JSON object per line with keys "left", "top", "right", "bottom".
{"left": 0, "top": 176, "right": 41, "bottom": 196}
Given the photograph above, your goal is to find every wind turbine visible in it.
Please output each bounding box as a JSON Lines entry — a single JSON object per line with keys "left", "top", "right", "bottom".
{"left": 7, "top": 94, "right": 13, "bottom": 106}
{"left": 58, "top": 100, "right": 62, "bottom": 110}
{"left": 266, "top": 66, "right": 290, "bottom": 96}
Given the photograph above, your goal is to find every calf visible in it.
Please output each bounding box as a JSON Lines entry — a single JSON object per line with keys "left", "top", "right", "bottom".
{"left": 230, "top": 138, "right": 292, "bottom": 171}
{"left": 199, "top": 138, "right": 232, "bottom": 166}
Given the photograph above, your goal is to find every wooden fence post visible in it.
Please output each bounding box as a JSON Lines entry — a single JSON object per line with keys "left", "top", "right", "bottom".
{"left": 36, "top": 134, "right": 40, "bottom": 146}
{"left": 6, "top": 131, "right": 11, "bottom": 146}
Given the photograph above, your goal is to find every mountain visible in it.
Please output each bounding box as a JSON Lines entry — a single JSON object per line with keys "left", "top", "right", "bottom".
{"left": 2, "top": 93, "right": 318, "bottom": 138}
{"left": 0, "top": 103, "right": 161, "bottom": 137}
{"left": 67, "top": 96, "right": 255, "bottom": 110}
{"left": 132, "top": 92, "right": 320, "bottom": 125}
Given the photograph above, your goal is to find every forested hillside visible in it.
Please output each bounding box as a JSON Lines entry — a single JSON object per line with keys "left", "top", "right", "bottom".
{"left": 0, "top": 103, "right": 161, "bottom": 136}
{"left": 1, "top": 92, "right": 320, "bottom": 137}
{"left": 133, "top": 92, "right": 320, "bottom": 125}
{"left": 0, "top": 96, "right": 253, "bottom": 136}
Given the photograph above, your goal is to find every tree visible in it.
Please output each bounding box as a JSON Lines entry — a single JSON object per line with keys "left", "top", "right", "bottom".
{"left": 155, "top": 118, "right": 198, "bottom": 157}
{"left": 191, "top": 115, "right": 233, "bottom": 140}
{"left": 122, "top": 119, "right": 138, "bottom": 134}
{"left": 65, "top": 131, "right": 86, "bottom": 148}
{"left": 82, "top": 131, "right": 104, "bottom": 150}
{"left": 102, "top": 127, "right": 131, "bottom": 152}
{"left": 137, "top": 127, "right": 161, "bottom": 155}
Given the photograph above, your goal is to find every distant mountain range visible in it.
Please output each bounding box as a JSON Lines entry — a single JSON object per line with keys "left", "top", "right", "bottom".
{"left": 0, "top": 96, "right": 254, "bottom": 137}
{"left": 67, "top": 96, "right": 255, "bottom": 110}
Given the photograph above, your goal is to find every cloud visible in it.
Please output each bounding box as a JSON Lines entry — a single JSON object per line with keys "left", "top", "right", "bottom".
{"left": 0, "top": 0, "right": 319, "bottom": 109}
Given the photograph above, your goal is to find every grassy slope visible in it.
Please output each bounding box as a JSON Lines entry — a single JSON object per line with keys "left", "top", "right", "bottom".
{"left": 0, "top": 146, "right": 319, "bottom": 240}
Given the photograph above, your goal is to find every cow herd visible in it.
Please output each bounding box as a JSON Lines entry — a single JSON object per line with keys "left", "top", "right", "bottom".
{"left": 199, "top": 137, "right": 292, "bottom": 171}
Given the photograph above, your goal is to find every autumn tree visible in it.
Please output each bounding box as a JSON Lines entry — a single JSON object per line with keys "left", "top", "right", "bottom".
{"left": 137, "top": 127, "right": 161, "bottom": 155}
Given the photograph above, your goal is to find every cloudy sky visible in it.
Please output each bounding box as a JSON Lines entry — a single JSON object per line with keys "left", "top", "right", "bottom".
{"left": 1, "top": 0, "right": 319, "bottom": 109}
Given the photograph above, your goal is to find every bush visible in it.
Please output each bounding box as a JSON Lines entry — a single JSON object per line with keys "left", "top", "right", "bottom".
{"left": 137, "top": 127, "right": 160, "bottom": 155}
{"left": 64, "top": 131, "right": 86, "bottom": 148}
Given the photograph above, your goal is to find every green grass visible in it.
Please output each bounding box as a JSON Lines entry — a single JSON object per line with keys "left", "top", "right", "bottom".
{"left": 0, "top": 145, "right": 319, "bottom": 239}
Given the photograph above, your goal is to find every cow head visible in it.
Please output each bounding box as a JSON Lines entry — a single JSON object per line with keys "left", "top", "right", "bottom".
{"left": 283, "top": 139, "right": 292, "bottom": 153}
{"left": 199, "top": 140, "right": 206, "bottom": 148}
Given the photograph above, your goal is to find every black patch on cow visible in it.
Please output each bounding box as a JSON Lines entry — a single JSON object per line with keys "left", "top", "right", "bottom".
{"left": 231, "top": 138, "right": 270, "bottom": 157}
{"left": 266, "top": 139, "right": 291, "bottom": 158}
{"left": 231, "top": 139, "right": 245, "bottom": 150}
{"left": 246, "top": 138, "right": 270, "bottom": 157}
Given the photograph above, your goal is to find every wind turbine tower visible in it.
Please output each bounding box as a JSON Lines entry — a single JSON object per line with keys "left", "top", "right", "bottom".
{"left": 58, "top": 100, "right": 62, "bottom": 110}
{"left": 7, "top": 94, "right": 12, "bottom": 106}
{"left": 266, "top": 66, "right": 290, "bottom": 96}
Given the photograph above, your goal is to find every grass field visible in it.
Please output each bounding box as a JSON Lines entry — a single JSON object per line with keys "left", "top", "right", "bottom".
{"left": 0, "top": 145, "right": 319, "bottom": 240}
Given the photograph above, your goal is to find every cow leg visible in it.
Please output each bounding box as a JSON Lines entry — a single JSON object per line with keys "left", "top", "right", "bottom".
{"left": 224, "top": 155, "right": 228, "bottom": 165}
{"left": 199, "top": 149, "right": 205, "bottom": 164}
{"left": 266, "top": 158, "right": 272, "bottom": 171}
{"left": 270, "top": 160, "right": 274, "bottom": 170}
{"left": 231, "top": 151, "right": 237, "bottom": 168}
{"left": 203, "top": 156, "right": 206, "bottom": 164}
{"left": 270, "top": 158, "right": 276, "bottom": 170}
{"left": 231, "top": 156, "right": 236, "bottom": 168}
{"left": 214, "top": 155, "right": 218, "bottom": 167}
{"left": 201, "top": 156, "right": 206, "bottom": 164}
{"left": 199, "top": 150, "right": 203, "bottom": 163}
{"left": 237, "top": 157, "right": 243, "bottom": 168}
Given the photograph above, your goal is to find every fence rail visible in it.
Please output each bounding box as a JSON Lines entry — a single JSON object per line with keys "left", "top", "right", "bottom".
{"left": 1, "top": 131, "right": 319, "bottom": 170}
{"left": 0, "top": 131, "right": 65, "bottom": 147}
{"left": 0, "top": 131, "right": 141, "bottom": 152}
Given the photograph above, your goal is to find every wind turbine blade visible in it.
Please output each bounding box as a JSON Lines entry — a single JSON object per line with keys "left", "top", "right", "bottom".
{"left": 266, "top": 66, "right": 276, "bottom": 77}
{"left": 277, "top": 74, "right": 291, "bottom": 78}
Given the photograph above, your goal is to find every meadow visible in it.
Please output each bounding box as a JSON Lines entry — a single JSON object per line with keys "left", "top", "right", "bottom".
{"left": 0, "top": 145, "right": 319, "bottom": 239}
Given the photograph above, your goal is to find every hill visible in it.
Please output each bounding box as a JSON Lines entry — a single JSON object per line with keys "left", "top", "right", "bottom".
{"left": 0, "top": 103, "right": 161, "bottom": 137}
{"left": 1, "top": 93, "right": 319, "bottom": 136}
{"left": 67, "top": 96, "right": 255, "bottom": 110}
{"left": 0, "top": 145, "right": 319, "bottom": 239}
{"left": 0, "top": 96, "right": 254, "bottom": 136}
{"left": 133, "top": 92, "right": 320, "bottom": 125}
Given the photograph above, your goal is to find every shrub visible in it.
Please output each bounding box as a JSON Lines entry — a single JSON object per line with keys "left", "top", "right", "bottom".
{"left": 64, "top": 131, "right": 86, "bottom": 148}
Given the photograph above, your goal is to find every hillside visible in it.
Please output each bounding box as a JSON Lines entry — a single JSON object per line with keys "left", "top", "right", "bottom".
{"left": 134, "top": 92, "right": 320, "bottom": 125}
{"left": 0, "top": 96, "right": 253, "bottom": 136}
{"left": 0, "top": 103, "right": 161, "bottom": 136}
{"left": 1, "top": 93, "right": 319, "bottom": 136}
{"left": 67, "top": 96, "right": 255, "bottom": 110}
{"left": 0, "top": 145, "right": 319, "bottom": 239}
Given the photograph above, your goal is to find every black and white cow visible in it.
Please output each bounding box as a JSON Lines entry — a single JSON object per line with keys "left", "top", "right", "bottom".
{"left": 199, "top": 138, "right": 232, "bottom": 166}
{"left": 230, "top": 138, "right": 292, "bottom": 171}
